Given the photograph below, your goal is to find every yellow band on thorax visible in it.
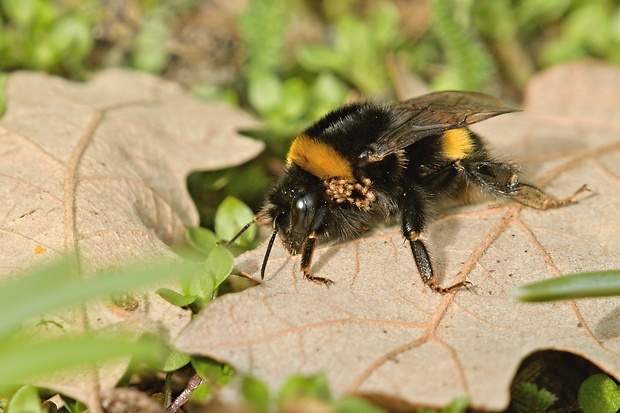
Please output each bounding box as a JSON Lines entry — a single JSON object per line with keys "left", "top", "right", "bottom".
{"left": 442, "top": 127, "right": 474, "bottom": 160}
{"left": 287, "top": 134, "right": 354, "bottom": 180}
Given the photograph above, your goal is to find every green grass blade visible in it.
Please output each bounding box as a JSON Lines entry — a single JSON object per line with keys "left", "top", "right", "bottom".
{"left": 0, "top": 335, "right": 167, "bottom": 388}
{"left": 0, "top": 258, "right": 197, "bottom": 339}
{"left": 513, "top": 270, "right": 620, "bottom": 302}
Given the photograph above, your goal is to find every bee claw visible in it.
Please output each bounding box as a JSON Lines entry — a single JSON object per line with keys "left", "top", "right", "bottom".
{"left": 304, "top": 272, "right": 334, "bottom": 286}
{"left": 426, "top": 280, "right": 471, "bottom": 294}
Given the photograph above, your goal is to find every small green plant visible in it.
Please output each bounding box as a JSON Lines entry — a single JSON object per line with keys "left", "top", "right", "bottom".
{"left": 430, "top": 0, "right": 494, "bottom": 91}
{"left": 297, "top": 2, "right": 403, "bottom": 95}
{"left": 0, "top": 0, "right": 96, "bottom": 76}
{"left": 537, "top": 1, "right": 620, "bottom": 67}
{"left": 158, "top": 227, "right": 234, "bottom": 312}
{"left": 236, "top": 0, "right": 351, "bottom": 141}
{"left": 131, "top": 17, "right": 170, "bottom": 73}
{"left": 240, "top": 373, "right": 387, "bottom": 413}
{"left": 236, "top": 0, "right": 287, "bottom": 79}
{"left": 417, "top": 397, "right": 469, "bottom": 413}
{"left": 158, "top": 196, "right": 257, "bottom": 313}
{"left": 510, "top": 382, "right": 557, "bottom": 413}
{"left": 578, "top": 374, "right": 620, "bottom": 413}
{"left": 246, "top": 70, "right": 349, "bottom": 140}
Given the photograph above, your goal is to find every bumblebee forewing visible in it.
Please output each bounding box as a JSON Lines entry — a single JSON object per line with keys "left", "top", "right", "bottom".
{"left": 368, "top": 91, "right": 517, "bottom": 159}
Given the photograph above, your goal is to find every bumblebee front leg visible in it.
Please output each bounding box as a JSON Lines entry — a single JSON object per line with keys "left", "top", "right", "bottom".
{"left": 300, "top": 205, "right": 334, "bottom": 286}
{"left": 300, "top": 232, "right": 333, "bottom": 285}
{"left": 403, "top": 190, "right": 468, "bottom": 293}
{"left": 459, "top": 160, "right": 588, "bottom": 210}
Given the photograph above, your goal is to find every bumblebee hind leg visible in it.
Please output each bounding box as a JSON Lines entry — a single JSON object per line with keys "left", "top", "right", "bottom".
{"left": 505, "top": 181, "right": 588, "bottom": 210}
{"left": 457, "top": 159, "right": 588, "bottom": 210}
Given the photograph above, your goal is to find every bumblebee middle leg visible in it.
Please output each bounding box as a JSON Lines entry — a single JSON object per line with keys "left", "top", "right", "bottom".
{"left": 402, "top": 190, "right": 469, "bottom": 293}
{"left": 457, "top": 159, "right": 588, "bottom": 210}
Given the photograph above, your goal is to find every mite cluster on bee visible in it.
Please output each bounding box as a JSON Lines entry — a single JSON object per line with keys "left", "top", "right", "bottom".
{"left": 323, "top": 177, "right": 376, "bottom": 211}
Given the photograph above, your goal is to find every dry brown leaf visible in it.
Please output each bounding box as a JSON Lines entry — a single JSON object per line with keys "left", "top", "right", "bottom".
{"left": 0, "top": 69, "right": 263, "bottom": 403}
{"left": 175, "top": 62, "right": 620, "bottom": 411}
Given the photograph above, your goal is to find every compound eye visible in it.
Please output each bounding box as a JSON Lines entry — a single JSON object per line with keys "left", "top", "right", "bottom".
{"left": 292, "top": 193, "right": 317, "bottom": 233}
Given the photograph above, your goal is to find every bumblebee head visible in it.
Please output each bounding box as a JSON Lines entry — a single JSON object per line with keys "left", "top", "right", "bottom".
{"left": 260, "top": 165, "right": 327, "bottom": 255}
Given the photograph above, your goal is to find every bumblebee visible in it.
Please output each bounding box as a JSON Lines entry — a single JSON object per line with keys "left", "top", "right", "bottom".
{"left": 229, "top": 91, "right": 587, "bottom": 292}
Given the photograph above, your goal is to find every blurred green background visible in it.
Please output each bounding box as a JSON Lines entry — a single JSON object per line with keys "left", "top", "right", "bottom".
{"left": 1, "top": 0, "right": 618, "bottom": 227}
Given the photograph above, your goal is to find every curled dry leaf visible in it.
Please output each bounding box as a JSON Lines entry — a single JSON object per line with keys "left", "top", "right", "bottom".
{"left": 175, "top": 62, "right": 620, "bottom": 411}
{"left": 0, "top": 69, "right": 263, "bottom": 402}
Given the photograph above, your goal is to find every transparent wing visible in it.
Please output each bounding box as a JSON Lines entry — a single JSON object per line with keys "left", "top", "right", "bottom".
{"left": 365, "top": 91, "right": 517, "bottom": 161}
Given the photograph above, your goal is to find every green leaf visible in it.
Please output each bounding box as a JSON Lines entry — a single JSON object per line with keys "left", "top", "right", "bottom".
{"left": 278, "top": 374, "right": 331, "bottom": 406}
{"left": 1, "top": 0, "right": 41, "bottom": 27}
{"left": 47, "top": 15, "right": 93, "bottom": 61}
{"left": 156, "top": 350, "right": 191, "bottom": 373}
{"left": 0, "top": 71, "right": 9, "bottom": 118}
{"left": 214, "top": 196, "right": 256, "bottom": 248}
{"left": 185, "top": 227, "right": 218, "bottom": 256}
{"left": 28, "top": 37, "right": 57, "bottom": 70}
{"left": 189, "top": 381, "right": 212, "bottom": 403}
{"left": 157, "top": 288, "right": 197, "bottom": 307}
{"left": 369, "top": 2, "right": 400, "bottom": 49}
{"left": 248, "top": 71, "right": 283, "bottom": 115}
{"left": 236, "top": 0, "right": 287, "bottom": 75}
{"left": 132, "top": 18, "right": 170, "bottom": 73}
{"left": 242, "top": 376, "right": 270, "bottom": 413}
{"left": 309, "top": 72, "right": 348, "bottom": 119}
{"left": 180, "top": 245, "right": 233, "bottom": 311}
{"left": 297, "top": 45, "right": 343, "bottom": 72}
{"left": 538, "top": 37, "right": 586, "bottom": 67}
{"left": 280, "top": 77, "right": 310, "bottom": 121}
{"left": 7, "top": 386, "right": 42, "bottom": 413}
{"left": 332, "top": 396, "right": 386, "bottom": 413}
{"left": 205, "top": 244, "right": 234, "bottom": 291}
{"left": 191, "top": 357, "right": 234, "bottom": 385}
{"left": 0, "top": 335, "right": 167, "bottom": 388}
{"left": 513, "top": 270, "right": 620, "bottom": 302}
{"left": 430, "top": 0, "right": 494, "bottom": 91}
{"left": 0, "top": 258, "right": 197, "bottom": 339}
{"left": 59, "top": 397, "right": 86, "bottom": 413}
{"left": 578, "top": 374, "right": 620, "bottom": 413}
{"left": 442, "top": 397, "right": 470, "bottom": 413}
{"left": 183, "top": 271, "right": 213, "bottom": 310}
{"left": 517, "top": 0, "right": 571, "bottom": 27}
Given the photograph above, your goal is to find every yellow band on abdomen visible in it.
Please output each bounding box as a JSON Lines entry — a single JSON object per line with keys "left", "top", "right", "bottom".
{"left": 442, "top": 127, "right": 474, "bottom": 160}
{"left": 286, "top": 134, "right": 354, "bottom": 180}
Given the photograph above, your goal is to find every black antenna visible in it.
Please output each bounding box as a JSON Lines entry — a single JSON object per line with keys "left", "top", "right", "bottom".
{"left": 225, "top": 218, "right": 257, "bottom": 247}
{"left": 261, "top": 227, "right": 278, "bottom": 279}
